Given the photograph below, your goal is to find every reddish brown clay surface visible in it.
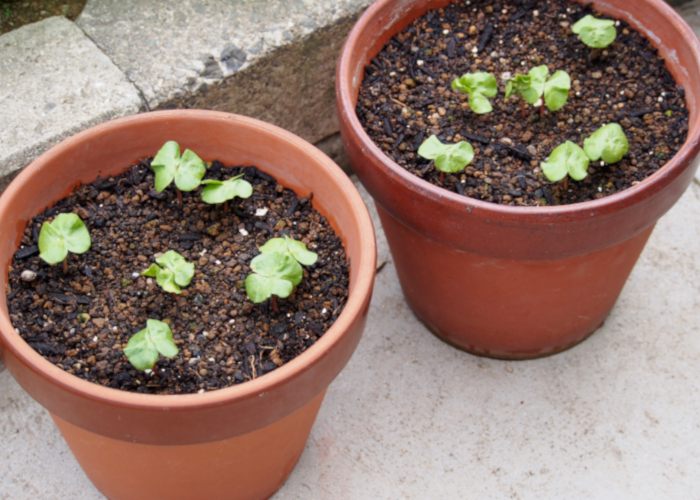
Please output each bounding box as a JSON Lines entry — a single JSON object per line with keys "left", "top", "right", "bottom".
{"left": 337, "top": 0, "right": 700, "bottom": 358}
{"left": 0, "top": 111, "right": 376, "bottom": 499}
{"left": 52, "top": 390, "right": 326, "bottom": 500}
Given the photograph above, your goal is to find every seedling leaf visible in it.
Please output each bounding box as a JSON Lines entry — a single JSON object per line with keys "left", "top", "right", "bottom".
{"left": 201, "top": 174, "right": 254, "bottom": 204}
{"left": 506, "top": 65, "right": 549, "bottom": 105}
{"left": 175, "top": 149, "right": 206, "bottom": 191}
{"left": 123, "top": 319, "right": 178, "bottom": 371}
{"left": 543, "top": 70, "right": 571, "bottom": 111}
{"left": 259, "top": 235, "right": 318, "bottom": 266}
{"left": 572, "top": 15, "right": 616, "bottom": 49}
{"left": 541, "top": 141, "right": 590, "bottom": 182}
{"left": 151, "top": 141, "right": 205, "bottom": 193}
{"left": 38, "top": 213, "right": 91, "bottom": 265}
{"left": 451, "top": 72, "right": 497, "bottom": 114}
{"left": 152, "top": 141, "right": 180, "bottom": 192}
{"left": 245, "top": 253, "right": 301, "bottom": 303}
{"left": 418, "top": 135, "right": 474, "bottom": 174}
{"left": 141, "top": 250, "right": 194, "bottom": 294}
{"left": 583, "top": 123, "right": 629, "bottom": 163}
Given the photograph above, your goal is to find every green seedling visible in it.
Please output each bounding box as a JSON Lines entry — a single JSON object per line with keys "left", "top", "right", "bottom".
{"left": 541, "top": 141, "right": 590, "bottom": 186}
{"left": 506, "top": 66, "right": 571, "bottom": 117}
{"left": 38, "top": 213, "right": 91, "bottom": 273}
{"left": 417, "top": 135, "right": 475, "bottom": 184}
{"left": 583, "top": 123, "right": 629, "bottom": 164}
{"left": 123, "top": 319, "right": 179, "bottom": 371}
{"left": 141, "top": 250, "right": 195, "bottom": 294}
{"left": 259, "top": 234, "right": 319, "bottom": 266}
{"left": 451, "top": 72, "right": 498, "bottom": 114}
{"left": 571, "top": 15, "right": 616, "bottom": 49}
{"left": 245, "top": 253, "right": 302, "bottom": 310}
{"left": 201, "top": 173, "right": 253, "bottom": 208}
{"left": 151, "top": 141, "right": 206, "bottom": 204}
{"left": 246, "top": 237, "right": 318, "bottom": 311}
{"left": 543, "top": 70, "right": 571, "bottom": 112}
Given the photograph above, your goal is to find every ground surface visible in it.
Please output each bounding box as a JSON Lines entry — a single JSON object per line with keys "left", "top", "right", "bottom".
{"left": 2, "top": 179, "right": 700, "bottom": 499}
{"left": 1, "top": 0, "right": 700, "bottom": 498}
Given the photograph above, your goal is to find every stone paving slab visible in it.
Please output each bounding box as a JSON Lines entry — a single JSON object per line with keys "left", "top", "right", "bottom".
{"left": 0, "top": 16, "right": 143, "bottom": 182}
{"left": 2, "top": 179, "right": 699, "bottom": 499}
{"left": 76, "top": 0, "right": 371, "bottom": 146}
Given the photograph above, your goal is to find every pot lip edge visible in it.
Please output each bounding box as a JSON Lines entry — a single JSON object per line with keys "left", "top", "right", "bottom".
{"left": 0, "top": 109, "right": 378, "bottom": 411}
{"left": 336, "top": 0, "right": 700, "bottom": 221}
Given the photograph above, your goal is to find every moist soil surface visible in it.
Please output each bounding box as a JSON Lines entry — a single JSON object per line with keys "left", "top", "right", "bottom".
{"left": 7, "top": 160, "right": 349, "bottom": 394}
{"left": 356, "top": 0, "right": 690, "bottom": 206}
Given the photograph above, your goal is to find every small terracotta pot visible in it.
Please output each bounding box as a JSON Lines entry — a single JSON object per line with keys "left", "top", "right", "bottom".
{"left": 337, "top": 0, "right": 700, "bottom": 359}
{"left": 0, "top": 111, "right": 376, "bottom": 500}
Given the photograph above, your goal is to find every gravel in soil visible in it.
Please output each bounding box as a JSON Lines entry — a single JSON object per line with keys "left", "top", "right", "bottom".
{"left": 7, "top": 160, "right": 350, "bottom": 394}
{"left": 1, "top": 0, "right": 86, "bottom": 35}
{"left": 356, "top": 0, "right": 690, "bottom": 206}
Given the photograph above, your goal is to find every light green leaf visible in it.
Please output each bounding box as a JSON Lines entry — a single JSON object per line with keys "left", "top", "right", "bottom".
{"left": 250, "top": 252, "right": 303, "bottom": 287}
{"left": 285, "top": 237, "right": 318, "bottom": 266}
{"left": 141, "top": 250, "right": 194, "bottom": 294}
{"left": 418, "top": 135, "right": 474, "bottom": 174}
{"left": 123, "top": 329, "right": 158, "bottom": 371}
{"left": 572, "top": 15, "right": 616, "bottom": 49}
{"left": 155, "top": 267, "right": 181, "bottom": 294}
{"left": 544, "top": 70, "right": 571, "bottom": 111}
{"left": 416, "top": 135, "right": 444, "bottom": 160}
{"left": 506, "top": 66, "right": 548, "bottom": 105}
{"left": 156, "top": 250, "right": 195, "bottom": 287}
{"left": 436, "top": 142, "right": 475, "bottom": 174}
{"left": 245, "top": 253, "right": 301, "bottom": 302}
{"left": 174, "top": 149, "right": 206, "bottom": 192}
{"left": 38, "top": 213, "right": 91, "bottom": 265}
{"left": 505, "top": 80, "right": 515, "bottom": 99}
{"left": 123, "top": 319, "right": 178, "bottom": 371}
{"left": 146, "top": 319, "right": 179, "bottom": 359}
{"left": 469, "top": 92, "right": 493, "bottom": 114}
{"left": 201, "top": 174, "right": 254, "bottom": 204}
{"left": 245, "top": 273, "right": 294, "bottom": 303}
{"left": 451, "top": 72, "right": 497, "bottom": 114}
{"left": 541, "top": 141, "right": 590, "bottom": 182}
{"left": 151, "top": 142, "right": 205, "bottom": 193}
{"left": 583, "top": 123, "right": 629, "bottom": 164}
{"left": 259, "top": 235, "right": 318, "bottom": 266}
{"left": 141, "top": 263, "right": 160, "bottom": 278}
{"left": 151, "top": 141, "right": 180, "bottom": 193}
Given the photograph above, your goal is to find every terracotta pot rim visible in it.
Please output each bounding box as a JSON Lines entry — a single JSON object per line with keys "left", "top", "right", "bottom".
{"left": 0, "top": 110, "right": 377, "bottom": 411}
{"left": 337, "top": 0, "right": 700, "bottom": 223}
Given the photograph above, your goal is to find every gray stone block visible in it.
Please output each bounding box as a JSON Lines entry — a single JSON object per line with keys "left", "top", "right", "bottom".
{"left": 76, "top": 0, "right": 371, "bottom": 144}
{"left": 0, "top": 17, "right": 143, "bottom": 179}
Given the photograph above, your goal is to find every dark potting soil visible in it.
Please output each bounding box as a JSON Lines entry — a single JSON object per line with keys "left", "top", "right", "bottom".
{"left": 6, "top": 160, "right": 350, "bottom": 394}
{"left": 356, "top": 0, "right": 690, "bottom": 206}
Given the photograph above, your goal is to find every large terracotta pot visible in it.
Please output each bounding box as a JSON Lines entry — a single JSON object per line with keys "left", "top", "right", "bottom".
{"left": 337, "top": 0, "right": 700, "bottom": 359}
{"left": 0, "top": 111, "right": 376, "bottom": 499}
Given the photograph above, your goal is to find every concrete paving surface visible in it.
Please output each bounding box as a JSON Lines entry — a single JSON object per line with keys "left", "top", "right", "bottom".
{"left": 2, "top": 0, "right": 700, "bottom": 498}
{"left": 2, "top": 179, "right": 700, "bottom": 499}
